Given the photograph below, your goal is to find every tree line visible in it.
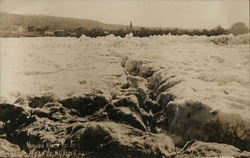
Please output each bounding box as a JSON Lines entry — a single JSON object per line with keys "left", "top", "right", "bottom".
{"left": 72, "top": 22, "right": 249, "bottom": 38}
{"left": 10, "top": 22, "right": 250, "bottom": 38}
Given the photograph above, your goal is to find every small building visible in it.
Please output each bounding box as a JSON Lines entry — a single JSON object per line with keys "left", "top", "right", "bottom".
{"left": 104, "top": 30, "right": 110, "bottom": 35}
{"left": 11, "top": 25, "right": 27, "bottom": 33}
{"left": 54, "top": 30, "right": 66, "bottom": 36}
{"left": 45, "top": 30, "right": 55, "bottom": 36}
{"left": 27, "top": 26, "right": 35, "bottom": 32}
{"left": 65, "top": 30, "right": 77, "bottom": 37}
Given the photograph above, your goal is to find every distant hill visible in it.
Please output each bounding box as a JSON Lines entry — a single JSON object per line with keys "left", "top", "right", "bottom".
{"left": 1, "top": 12, "right": 247, "bottom": 38}
{"left": 0, "top": 12, "right": 128, "bottom": 30}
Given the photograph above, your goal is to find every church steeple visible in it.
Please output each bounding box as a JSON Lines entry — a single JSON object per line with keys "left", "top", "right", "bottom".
{"left": 130, "top": 21, "right": 133, "bottom": 28}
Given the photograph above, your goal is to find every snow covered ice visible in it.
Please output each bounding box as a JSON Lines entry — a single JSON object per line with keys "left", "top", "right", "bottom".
{"left": 0, "top": 34, "right": 250, "bottom": 157}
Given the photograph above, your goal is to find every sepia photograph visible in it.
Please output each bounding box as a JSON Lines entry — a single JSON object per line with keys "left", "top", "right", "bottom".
{"left": 0, "top": 0, "right": 249, "bottom": 157}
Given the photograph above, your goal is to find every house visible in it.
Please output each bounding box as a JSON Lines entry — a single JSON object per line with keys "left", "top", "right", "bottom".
{"left": 27, "top": 26, "right": 35, "bottom": 32}
{"left": 11, "top": 25, "right": 27, "bottom": 33}
{"left": 54, "top": 30, "right": 66, "bottom": 36}
{"left": 44, "top": 30, "right": 67, "bottom": 36}
{"left": 67, "top": 31, "right": 77, "bottom": 37}
{"left": 45, "top": 30, "right": 55, "bottom": 36}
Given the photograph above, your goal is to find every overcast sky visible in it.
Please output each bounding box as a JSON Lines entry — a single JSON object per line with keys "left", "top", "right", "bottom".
{"left": 0, "top": 0, "right": 249, "bottom": 29}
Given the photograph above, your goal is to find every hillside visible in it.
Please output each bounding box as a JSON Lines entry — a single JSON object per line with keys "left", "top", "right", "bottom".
{"left": 0, "top": 12, "right": 128, "bottom": 30}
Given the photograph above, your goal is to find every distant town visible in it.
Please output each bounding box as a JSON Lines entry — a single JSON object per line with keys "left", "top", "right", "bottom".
{"left": 0, "top": 12, "right": 249, "bottom": 38}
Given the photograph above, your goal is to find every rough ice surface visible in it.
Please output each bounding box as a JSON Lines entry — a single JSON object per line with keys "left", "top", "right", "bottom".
{"left": 0, "top": 34, "right": 249, "bottom": 157}
{"left": 1, "top": 35, "right": 249, "bottom": 102}
{"left": 1, "top": 37, "right": 127, "bottom": 102}
{"left": 0, "top": 138, "right": 27, "bottom": 157}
